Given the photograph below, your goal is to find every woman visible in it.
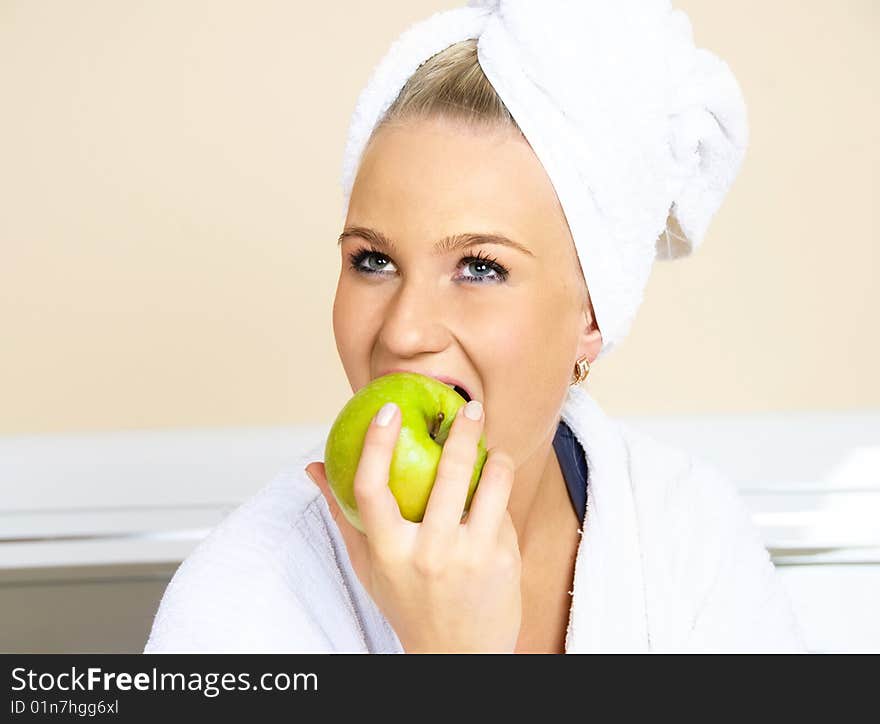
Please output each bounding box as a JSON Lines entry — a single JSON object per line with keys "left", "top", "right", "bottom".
{"left": 145, "top": 1, "right": 804, "bottom": 653}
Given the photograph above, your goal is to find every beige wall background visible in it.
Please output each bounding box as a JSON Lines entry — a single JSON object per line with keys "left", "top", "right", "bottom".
{"left": 1, "top": 0, "right": 877, "bottom": 435}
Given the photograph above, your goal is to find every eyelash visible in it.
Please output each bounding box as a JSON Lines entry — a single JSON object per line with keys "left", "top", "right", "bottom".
{"left": 346, "top": 245, "right": 510, "bottom": 284}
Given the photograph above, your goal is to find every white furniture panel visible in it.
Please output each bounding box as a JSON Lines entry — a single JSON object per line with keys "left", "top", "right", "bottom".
{"left": 2, "top": 410, "right": 878, "bottom": 652}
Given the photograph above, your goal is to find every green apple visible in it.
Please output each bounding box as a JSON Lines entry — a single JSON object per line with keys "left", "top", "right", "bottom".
{"left": 324, "top": 371, "right": 488, "bottom": 534}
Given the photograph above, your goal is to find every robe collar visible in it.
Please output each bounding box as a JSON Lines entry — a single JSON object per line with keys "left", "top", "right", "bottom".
{"left": 559, "top": 384, "right": 650, "bottom": 652}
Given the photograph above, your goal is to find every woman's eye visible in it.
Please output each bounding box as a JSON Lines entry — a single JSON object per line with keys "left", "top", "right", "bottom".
{"left": 351, "top": 250, "right": 394, "bottom": 274}
{"left": 347, "top": 247, "right": 509, "bottom": 284}
{"left": 460, "top": 256, "right": 508, "bottom": 282}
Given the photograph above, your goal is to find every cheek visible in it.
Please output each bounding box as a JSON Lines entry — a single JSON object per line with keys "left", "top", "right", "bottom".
{"left": 469, "top": 282, "right": 575, "bottom": 383}
{"left": 331, "top": 277, "right": 351, "bottom": 352}
{"left": 332, "top": 277, "right": 379, "bottom": 391}
{"left": 468, "top": 292, "right": 574, "bottom": 462}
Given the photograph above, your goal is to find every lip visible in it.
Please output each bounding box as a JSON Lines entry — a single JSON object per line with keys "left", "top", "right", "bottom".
{"left": 376, "top": 368, "right": 475, "bottom": 402}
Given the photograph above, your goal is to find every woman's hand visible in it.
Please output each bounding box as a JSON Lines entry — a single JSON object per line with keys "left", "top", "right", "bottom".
{"left": 305, "top": 399, "right": 522, "bottom": 653}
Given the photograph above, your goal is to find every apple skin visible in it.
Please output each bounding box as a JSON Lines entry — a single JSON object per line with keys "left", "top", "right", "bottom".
{"left": 323, "top": 372, "right": 488, "bottom": 534}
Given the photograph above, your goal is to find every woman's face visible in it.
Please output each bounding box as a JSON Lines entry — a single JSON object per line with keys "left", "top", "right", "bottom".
{"left": 333, "top": 116, "right": 602, "bottom": 464}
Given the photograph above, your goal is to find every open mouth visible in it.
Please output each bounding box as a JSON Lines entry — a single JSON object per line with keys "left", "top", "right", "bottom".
{"left": 375, "top": 368, "right": 474, "bottom": 403}
{"left": 450, "top": 384, "right": 472, "bottom": 403}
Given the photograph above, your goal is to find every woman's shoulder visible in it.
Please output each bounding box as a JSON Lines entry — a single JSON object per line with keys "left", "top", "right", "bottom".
{"left": 615, "top": 419, "right": 740, "bottom": 515}
{"left": 181, "top": 443, "right": 329, "bottom": 577}
{"left": 614, "top": 418, "right": 762, "bottom": 566}
{"left": 614, "top": 420, "right": 805, "bottom": 651}
{"left": 144, "top": 446, "right": 349, "bottom": 652}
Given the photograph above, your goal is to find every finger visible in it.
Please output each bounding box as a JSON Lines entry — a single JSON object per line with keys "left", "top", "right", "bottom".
{"left": 351, "top": 401, "right": 408, "bottom": 548}
{"left": 496, "top": 510, "right": 521, "bottom": 566}
{"left": 420, "top": 399, "right": 485, "bottom": 542}
{"left": 463, "top": 447, "right": 516, "bottom": 548}
{"left": 498, "top": 508, "right": 519, "bottom": 551}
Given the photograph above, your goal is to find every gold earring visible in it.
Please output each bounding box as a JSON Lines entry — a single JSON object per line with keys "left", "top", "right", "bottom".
{"left": 571, "top": 356, "right": 590, "bottom": 385}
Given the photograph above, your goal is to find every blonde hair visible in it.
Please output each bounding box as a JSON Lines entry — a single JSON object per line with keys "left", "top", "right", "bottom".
{"left": 375, "top": 39, "right": 522, "bottom": 134}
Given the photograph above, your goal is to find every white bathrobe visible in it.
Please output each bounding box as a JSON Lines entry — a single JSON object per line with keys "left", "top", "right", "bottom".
{"left": 144, "top": 384, "right": 806, "bottom": 653}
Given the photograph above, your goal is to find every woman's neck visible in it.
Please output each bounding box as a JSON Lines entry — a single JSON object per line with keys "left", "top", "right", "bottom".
{"left": 510, "top": 430, "right": 583, "bottom": 654}
{"left": 507, "top": 426, "right": 573, "bottom": 558}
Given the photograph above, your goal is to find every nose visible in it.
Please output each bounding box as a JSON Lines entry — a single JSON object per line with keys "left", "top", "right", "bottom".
{"left": 376, "top": 278, "right": 450, "bottom": 357}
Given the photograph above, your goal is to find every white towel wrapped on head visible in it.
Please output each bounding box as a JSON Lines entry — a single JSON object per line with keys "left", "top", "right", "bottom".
{"left": 340, "top": 0, "right": 749, "bottom": 359}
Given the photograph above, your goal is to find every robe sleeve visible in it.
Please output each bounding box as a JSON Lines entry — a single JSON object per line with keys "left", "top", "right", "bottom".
{"left": 681, "top": 459, "right": 807, "bottom": 653}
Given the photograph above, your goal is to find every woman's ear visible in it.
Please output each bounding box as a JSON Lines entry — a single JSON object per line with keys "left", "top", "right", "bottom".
{"left": 577, "top": 296, "right": 602, "bottom": 364}
{"left": 577, "top": 325, "right": 603, "bottom": 366}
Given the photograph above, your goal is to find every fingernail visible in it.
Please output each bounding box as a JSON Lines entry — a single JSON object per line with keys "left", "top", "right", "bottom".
{"left": 304, "top": 468, "right": 316, "bottom": 484}
{"left": 462, "top": 399, "right": 483, "bottom": 421}
{"left": 375, "top": 401, "right": 398, "bottom": 427}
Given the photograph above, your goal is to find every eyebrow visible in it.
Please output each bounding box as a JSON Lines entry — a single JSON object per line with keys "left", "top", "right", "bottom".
{"left": 337, "top": 225, "right": 535, "bottom": 258}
